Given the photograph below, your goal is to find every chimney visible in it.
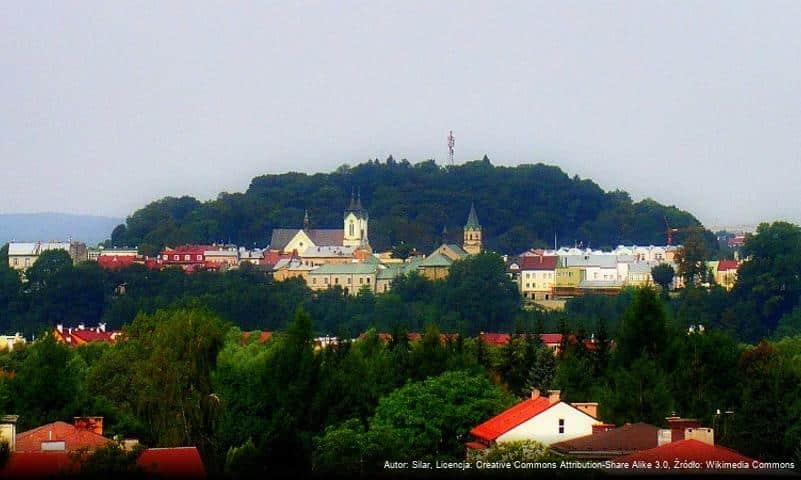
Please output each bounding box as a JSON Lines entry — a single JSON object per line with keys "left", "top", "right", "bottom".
{"left": 547, "top": 390, "right": 561, "bottom": 404}
{"left": 571, "top": 402, "right": 599, "bottom": 419}
{"left": 666, "top": 416, "right": 699, "bottom": 442}
{"left": 74, "top": 417, "right": 104, "bottom": 435}
{"left": 121, "top": 439, "right": 140, "bottom": 451}
{"left": 592, "top": 423, "right": 616, "bottom": 435}
{"left": 98, "top": 323, "right": 106, "bottom": 333}
{"left": 685, "top": 427, "right": 714, "bottom": 445}
{"left": 0, "top": 415, "right": 18, "bottom": 452}
{"left": 531, "top": 388, "right": 541, "bottom": 400}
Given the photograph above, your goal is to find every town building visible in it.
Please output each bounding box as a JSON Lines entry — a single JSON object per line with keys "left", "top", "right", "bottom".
{"left": 7, "top": 241, "right": 88, "bottom": 271}
{"left": 307, "top": 262, "right": 379, "bottom": 295}
{"left": 518, "top": 255, "right": 558, "bottom": 300}
{"left": 53, "top": 324, "right": 121, "bottom": 346}
{"left": 715, "top": 259, "right": 739, "bottom": 290}
{"left": 1, "top": 333, "right": 26, "bottom": 352}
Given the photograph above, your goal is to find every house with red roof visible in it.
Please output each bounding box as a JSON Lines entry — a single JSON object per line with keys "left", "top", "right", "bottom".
{"left": 467, "top": 389, "right": 602, "bottom": 450}
{"left": 518, "top": 255, "right": 558, "bottom": 300}
{"left": 612, "top": 439, "right": 757, "bottom": 473}
{"left": 15, "top": 418, "right": 111, "bottom": 453}
{"left": 53, "top": 324, "right": 122, "bottom": 346}
{"left": 478, "top": 333, "right": 598, "bottom": 356}
{"left": 715, "top": 259, "right": 740, "bottom": 290}
{"left": 137, "top": 447, "right": 206, "bottom": 478}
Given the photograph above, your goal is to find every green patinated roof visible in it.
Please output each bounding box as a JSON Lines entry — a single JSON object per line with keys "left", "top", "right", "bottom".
{"left": 465, "top": 203, "right": 481, "bottom": 229}
{"left": 376, "top": 265, "right": 401, "bottom": 279}
{"left": 444, "top": 244, "right": 469, "bottom": 258}
{"left": 362, "top": 254, "right": 380, "bottom": 265}
{"left": 401, "top": 256, "right": 424, "bottom": 274}
{"left": 309, "top": 263, "right": 378, "bottom": 275}
{"left": 419, "top": 252, "right": 453, "bottom": 268}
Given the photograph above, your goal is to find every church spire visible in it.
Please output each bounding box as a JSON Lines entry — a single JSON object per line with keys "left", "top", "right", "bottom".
{"left": 442, "top": 225, "right": 448, "bottom": 244}
{"left": 347, "top": 188, "right": 358, "bottom": 211}
{"left": 303, "top": 210, "right": 310, "bottom": 231}
{"left": 465, "top": 202, "right": 481, "bottom": 229}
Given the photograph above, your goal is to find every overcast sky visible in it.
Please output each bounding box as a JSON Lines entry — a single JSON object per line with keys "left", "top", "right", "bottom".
{"left": 1, "top": 1, "right": 800, "bottom": 227}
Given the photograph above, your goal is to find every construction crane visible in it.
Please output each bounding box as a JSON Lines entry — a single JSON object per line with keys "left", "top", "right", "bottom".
{"left": 664, "top": 216, "right": 706, "bottom": 246}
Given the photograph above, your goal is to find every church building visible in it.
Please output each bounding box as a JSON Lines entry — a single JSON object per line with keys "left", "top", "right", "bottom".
{"left": 268, "top": 191, "right": 371, "bottom": 254}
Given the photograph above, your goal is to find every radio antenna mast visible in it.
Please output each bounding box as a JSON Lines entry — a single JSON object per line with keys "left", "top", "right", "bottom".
{"left": 447, "top": 130, "right": 455, "bottom": 166}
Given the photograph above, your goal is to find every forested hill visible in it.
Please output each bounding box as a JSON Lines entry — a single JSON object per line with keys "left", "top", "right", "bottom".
{"left": 110, "top": 157, "right": 713, "bottom": 255}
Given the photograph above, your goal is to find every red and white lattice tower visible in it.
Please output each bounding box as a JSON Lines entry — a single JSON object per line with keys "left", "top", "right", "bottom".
{"left": 447, "top": 130, "right": 455, "bottom": 166}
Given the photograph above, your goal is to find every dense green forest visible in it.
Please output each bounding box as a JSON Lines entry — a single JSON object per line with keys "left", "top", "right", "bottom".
{"left": 1, "top": 291, "right": 800, "bottom": 475}
{"left": 108, "top": 158, "right": 714, "bottom": 255}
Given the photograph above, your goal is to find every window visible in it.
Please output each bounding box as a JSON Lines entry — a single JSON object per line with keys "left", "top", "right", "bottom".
{"left": 197, "top": 255, "right": 202, "bottom": 261}
{"left": 366, "top": 277, "right": 370, "bottom": 284}
{"left": 163, "top": 255, "right": 168, "bottom": 260}
{"left": 335, "top": 278, "right": 339, "bottom": 285}
{"left": 12, "top": 258, "right": 18, "bottom": 266}
{"left": 184, "top": 254, "right": 190, "bottom": 261}
{"left": 173, "top": 255, "right": 179, "bottom": 261}
{"left": 349, "top": 222, "right": 355, "bottom": 237}
{"left": 347, "top": 278, "right": 352, "bottom": 284}
{"left": 312, "top": 278, "right": 317, "bottom": 285}
{"left": 359, "top": 278, "right": 363, "bottom": 284}
{"left": 324, "top": 278, "right": 329, "bottom": 284}
{"left": 558, "top": 419, "right": 565, "bottom": 434}
{"left": 25, "top": 258, "right": 31, "bottom": 266}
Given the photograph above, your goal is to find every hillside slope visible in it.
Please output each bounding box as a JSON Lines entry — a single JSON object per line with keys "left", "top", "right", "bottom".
{"left": 110, "top": 157, "right": 713, "bottom": 255}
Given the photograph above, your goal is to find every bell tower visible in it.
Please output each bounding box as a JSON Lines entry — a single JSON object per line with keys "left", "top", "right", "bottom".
{"left": 463, "top": 203, "right": 482, "bottom": 255}
{"left": 343, "top": 188, "right": 370, "bottom": 250}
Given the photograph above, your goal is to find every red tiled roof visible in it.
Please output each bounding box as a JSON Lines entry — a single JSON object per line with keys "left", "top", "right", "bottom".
{"left": 0, "top": 452, "right": 79, "bottom": 478}
{"left": 717, "top": 260, "right": 739, "bottom": 271}
{"left": 470, "top": 397, "right": 556, "bottom": 442}
{"left": 137, "top": 447, "right": 206, "bottom": 478}
{"left": 551, "top": 423, "right": 659, "bottom": 458}
{"left": 15, "top": 421, "right": 111, "bottom": 453}
{"left": 97, "top": 255, "right": 138, "bottom": 270}
{"left": 540, "top": 333, "right": 563, "bottom": 345}
{"left": 614, "top": 439, "right": 755, "bottom": 468}
{"left": 241, "top": 331, "right": 273, "bottom": 344}
{"left": 479, "top": 333, "right": 565, "bottom": 346}
{"left": 518, "top": 255, "right": 558, "bottom": 271}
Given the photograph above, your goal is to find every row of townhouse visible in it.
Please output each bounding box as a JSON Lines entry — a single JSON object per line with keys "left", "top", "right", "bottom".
{"left": 510, "top": 247, "right": 741, "bottom": 299}
{"left": 6, "top": 241, "right": 89, "bottom": 271}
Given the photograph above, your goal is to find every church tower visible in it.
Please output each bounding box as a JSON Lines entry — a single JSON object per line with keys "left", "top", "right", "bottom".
{"left": 463, "top": 203, "right": 482, "bottom": 255}
{"left": 343, "top": 189, "right": 370, "bottom": 250}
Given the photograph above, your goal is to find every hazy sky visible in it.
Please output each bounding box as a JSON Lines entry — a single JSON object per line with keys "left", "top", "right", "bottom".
{"left": 2, "top": 1, "right": 800, "bottom": 227}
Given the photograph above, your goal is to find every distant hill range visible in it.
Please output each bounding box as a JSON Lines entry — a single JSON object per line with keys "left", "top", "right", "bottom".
{"left": 109, "top": 157, "right": 717, "bottom": 255}
{"left": 0, "top": 213, "right": 122, "bottom": 246}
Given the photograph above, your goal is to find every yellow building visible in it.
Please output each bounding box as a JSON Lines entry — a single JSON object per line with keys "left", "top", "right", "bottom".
{"left": 307, "top": 263, "right": 378, "bottom": 295}
{"left": 554, "top": 266, "right": 583, "bottom": 288}
{"left": 0, "top": 415, "right": 17, "bottom": 452}
{"left": 418, "top": 252, "right": 454, "bottom": 281}
{"left": 715, "top": 260, "right": 739, "bottom": 290}
{"left": 272, "top": 258, "right": 315, "bottom": 282}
